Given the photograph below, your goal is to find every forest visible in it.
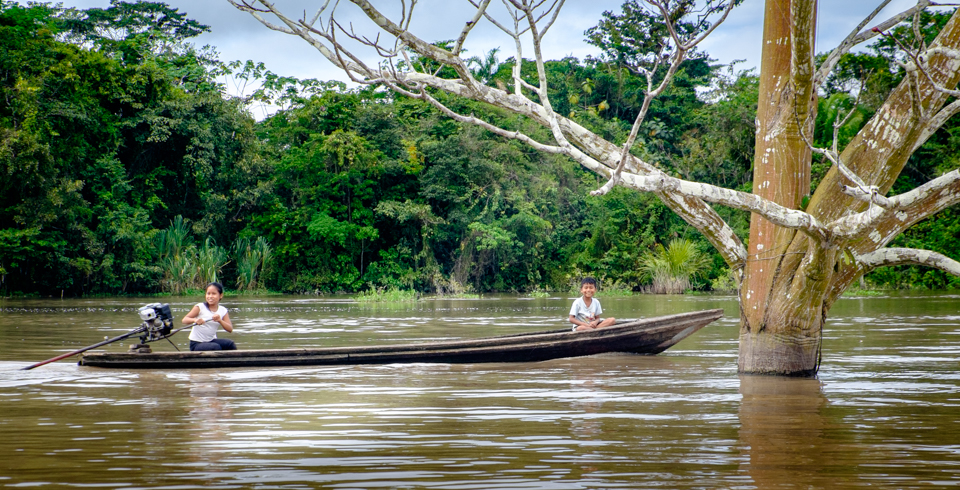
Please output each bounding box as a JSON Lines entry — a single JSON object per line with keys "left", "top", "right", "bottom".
{"left": 2, "top": 0, "right": 959, "bottom": 297}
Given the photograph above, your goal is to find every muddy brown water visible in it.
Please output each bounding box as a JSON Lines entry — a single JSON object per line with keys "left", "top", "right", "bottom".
{"left": 1, "top": 292, "right": 957, "bottom": 488}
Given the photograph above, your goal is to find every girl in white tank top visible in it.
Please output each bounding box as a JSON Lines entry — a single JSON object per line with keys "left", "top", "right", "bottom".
{"left": 181, "top": 282, "right": 236, "bottom": 351}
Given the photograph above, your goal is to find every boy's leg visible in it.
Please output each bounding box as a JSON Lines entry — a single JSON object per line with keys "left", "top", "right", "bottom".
{"left": 597, "top": 317, "right": 616, "bottom": 328}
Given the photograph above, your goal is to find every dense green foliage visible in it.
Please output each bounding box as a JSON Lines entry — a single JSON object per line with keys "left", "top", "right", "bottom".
{"left": 0, "top": 1, "right": 261, "bottom": 294}
{"left": 1, "top": 1, "right": 958, "bottom": 297}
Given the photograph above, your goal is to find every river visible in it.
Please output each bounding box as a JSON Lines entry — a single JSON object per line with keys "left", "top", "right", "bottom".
{"left": 0, "top": 292, "right": 957, "bottom": 488}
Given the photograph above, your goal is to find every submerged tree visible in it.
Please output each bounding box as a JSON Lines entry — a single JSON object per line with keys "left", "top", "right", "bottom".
{"left": 231, "top": 0, "right": 960, "bottom": 376}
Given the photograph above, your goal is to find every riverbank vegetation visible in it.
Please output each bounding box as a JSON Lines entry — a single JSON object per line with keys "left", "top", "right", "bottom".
{"left": 2, "top": 1, "right": 958, "bottom": 298}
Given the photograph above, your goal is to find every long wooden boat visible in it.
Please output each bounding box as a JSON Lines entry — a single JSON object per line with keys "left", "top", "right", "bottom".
{"left": 78, "top": 309, "right": 724, "bottom": 369}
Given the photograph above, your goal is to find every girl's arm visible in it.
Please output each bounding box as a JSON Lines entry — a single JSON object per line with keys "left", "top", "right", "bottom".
{"left": 182, "top": 305, "right": 203, "bottom": 325}
{"left": 219, "top": 312, "right": 233, "bottom": 332}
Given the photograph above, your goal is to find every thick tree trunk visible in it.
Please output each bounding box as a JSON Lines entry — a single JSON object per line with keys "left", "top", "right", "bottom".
{"left": 741, "top": 3, "right": 960, "bottom": 376}
{"left": 740, "top": 0, "right": 820, "bottom": 375}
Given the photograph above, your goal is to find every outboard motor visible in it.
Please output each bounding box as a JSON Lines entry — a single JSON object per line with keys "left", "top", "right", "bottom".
{"left": 132, "top": 303, "right": 175, "bottom": 352}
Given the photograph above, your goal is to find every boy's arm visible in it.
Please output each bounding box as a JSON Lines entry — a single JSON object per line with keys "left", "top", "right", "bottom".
{"left": 569, "top": 315, "right": 595, "bottom": 329}
{"left": 570, "top": 300, "right": 597, "bottom": 328}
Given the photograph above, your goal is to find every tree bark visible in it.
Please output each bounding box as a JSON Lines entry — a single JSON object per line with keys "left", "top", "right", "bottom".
{"left": 740, "top": 0, "right": 819, "bottom": 375}
{"left": 741, "top": 3, "right": 960, "bottom": 375}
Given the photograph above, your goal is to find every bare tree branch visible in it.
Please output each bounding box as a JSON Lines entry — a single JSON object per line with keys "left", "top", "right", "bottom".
{"left": 887, "top": 31, "right": 932, "bottom": 120}
{"left": 454, "top": 0, "right": 491, "bottom": 55}
{"left": 833, "top": 169, "right": 960, "bottom": 242}
{"left": 617, "top": 171, "right": 832, "bottom": 242}
{"left": 683, "top": 0, "right": 738, "bottom": 49}
{"left": 916, "top": 97, "right": 960, "bottom": 148}
{"left": 814, "top": 0, "right": 932, "bottom": 88}
{"left": 806, "top": 9, "right": 960, "bottom": 248}
{"left": 886, "top": 43, "right": 960, "bottom": 152}
{"left": 798, "top": 89, "right": 881, "bottom": 205}
{"left": 840, "top": 185, "right": 894, "bottom": 208}
{"left": 857, "top": 247, "right": 960, "bottom": 275}
{"left": 550, "top": 114, "right": 747, "bottom": 267}
{"left": 592, "top": 0, "right": 738, "bottom": 197}
{"left": 510, "top": 1, "right": 586, "bottom": 165}
{"left": 474, "top": 0, "right": 528, "bottom": 38}
{"left": 305, "top": 0, "right": 332, "bottom": 28}
{"left": 230, "top": 0, "right": 298, "bottom": 35}
{"left": 886, "top": 168, "right": 960, "bottom": 211}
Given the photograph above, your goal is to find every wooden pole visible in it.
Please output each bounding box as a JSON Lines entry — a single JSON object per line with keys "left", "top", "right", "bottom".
{"left": 21, "top": 327, "right": 145, "bottom": 370}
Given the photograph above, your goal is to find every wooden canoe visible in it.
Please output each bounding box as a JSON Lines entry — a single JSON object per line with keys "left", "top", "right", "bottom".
{"left": 78, "top": 309, "right": 724, "bottom": 369}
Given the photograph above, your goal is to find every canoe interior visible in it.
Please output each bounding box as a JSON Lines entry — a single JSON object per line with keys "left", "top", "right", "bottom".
{"left": 79, "top": 309, "right": 724, "bottom": 369}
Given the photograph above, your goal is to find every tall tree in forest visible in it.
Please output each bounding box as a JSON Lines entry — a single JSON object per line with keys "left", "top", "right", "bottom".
{"left": 0, "top": 2, "right": 258, "bottom": 295}
{"left": 232, "top": 0, "right": 960, "bottom": 376}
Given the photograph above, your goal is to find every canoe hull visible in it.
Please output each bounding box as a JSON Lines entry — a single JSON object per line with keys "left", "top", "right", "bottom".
{"left": 79, "top": 309, "right": 724, "bottom": 369}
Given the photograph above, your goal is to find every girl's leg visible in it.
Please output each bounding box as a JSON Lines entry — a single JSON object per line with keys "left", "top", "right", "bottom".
{"left": 189, "top": 341, "right": 222, "bottom": 351}
{"left": 211, "top": 338, "right": 237, "bottom": 350}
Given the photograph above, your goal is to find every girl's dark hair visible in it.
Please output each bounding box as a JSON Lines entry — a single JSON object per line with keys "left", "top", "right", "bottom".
{"left": 204, "top": 282, "right": 224, "bottom": 308}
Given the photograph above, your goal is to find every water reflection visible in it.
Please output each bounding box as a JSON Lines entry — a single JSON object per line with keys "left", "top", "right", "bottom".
{"left": 186, "top": 375, "right": 231, "bottom": 467}
{"left": 567, "top": 366, "right": 607, "bottom": 477}
{"left": 568, "top": 371, "right": 604, "bottom": 441}
{"left": 738, "top": 375, "right": 826, "bottom": 489}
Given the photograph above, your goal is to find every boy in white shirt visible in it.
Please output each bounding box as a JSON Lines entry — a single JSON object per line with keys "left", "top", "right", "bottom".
{"left": 569, "top": 277, "right": 616, "bottom": 332}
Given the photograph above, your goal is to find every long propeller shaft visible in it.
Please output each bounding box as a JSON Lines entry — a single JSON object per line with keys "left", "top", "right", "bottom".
{"left": 20, "top": 327, "right": 146, "bottom": 370}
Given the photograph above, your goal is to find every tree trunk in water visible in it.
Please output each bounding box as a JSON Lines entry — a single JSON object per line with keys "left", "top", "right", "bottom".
{"left": 741, "top": 3, "right": 960, "bottom": 376}
{"left": 740, "top": 0, "right": 820, "bottom": 375}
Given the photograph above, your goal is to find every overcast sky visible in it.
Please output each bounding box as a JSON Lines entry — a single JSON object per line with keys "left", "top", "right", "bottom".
{"left": 25, "top": 0, "right": 919, "bottom": 114}
{"left": 33, "top": 1, "right": 922, "bottom": 72}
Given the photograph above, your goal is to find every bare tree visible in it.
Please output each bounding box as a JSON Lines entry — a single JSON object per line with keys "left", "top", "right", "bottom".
{"left": 231, "top": 0, "right": 960, "bottom": 376}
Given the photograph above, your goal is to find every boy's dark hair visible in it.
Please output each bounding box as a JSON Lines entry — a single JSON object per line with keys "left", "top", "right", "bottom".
{"left": 580, "top": 277, "right": 598, "bottom": 287}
